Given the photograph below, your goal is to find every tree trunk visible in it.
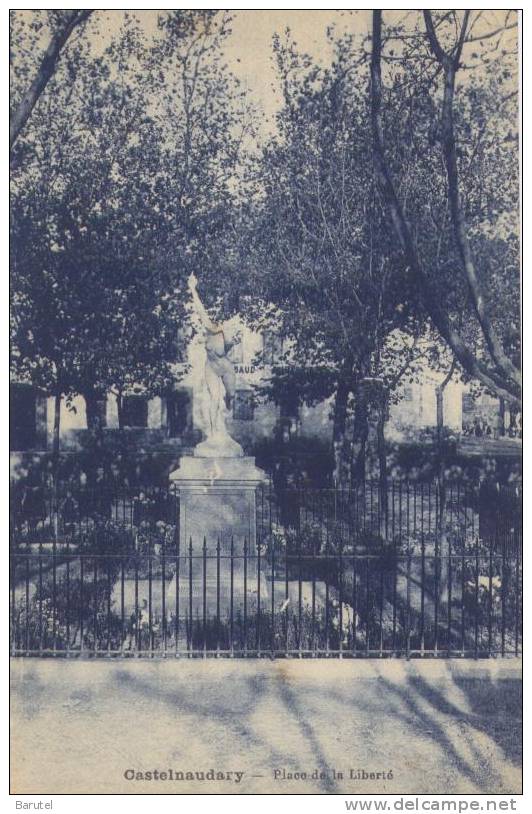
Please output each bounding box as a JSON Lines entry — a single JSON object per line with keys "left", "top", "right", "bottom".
{"left": 423, "top": 10, "right": 520, "bottom": 393}
{"left": 498, "top": 397, "right": 506, "bottom": 438}
{"left": 52, "top": 391, "right": 61, "bottom": 540}
{"left": 85, "top": 391, "right": 98, "bottom": 433}
{"left": 435, "top": 387, "right": 448, "bottom": 601}
{"left": 332, "top": 376, "right": 351, "bottom": 487}
{"left": 116, "top": 391, "right": 123, "bottom": 431}
{"left": 52, "top": 392, "right": 61, "bottom": 467}
{"left": 84, "top": 386, "right": 106, "bottom": 433}
{"left": 370, "top": 10, "right": 520, "bottom": 405}
{"left": 376, "top": 399, "right": 388, "bottom": 539}
{"left": 436, "top": 387, "right": 444, "bottom": 436}
{"left": 434, "top": 391, "right": 449, "bottom": 601}
{"left": 351, "top": 398, "right": 369, "bottom": 485}
{"left": 83, "top": 386, "right": 107, "bottom": 488}
{"left": 435, "top": 359, "right": 455, "bottom": 471}
{"left": 435, "top": 363, "right": 455, "bottom": 584}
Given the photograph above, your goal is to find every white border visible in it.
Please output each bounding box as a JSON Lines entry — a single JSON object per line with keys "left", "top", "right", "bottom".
{"left": 3, "top": 4, "right": 527, "bottom": 812}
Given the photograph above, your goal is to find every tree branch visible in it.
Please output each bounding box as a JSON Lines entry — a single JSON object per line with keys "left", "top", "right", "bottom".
{"left": 423, "top": 10, "right": 521, "bottom": 391}
{"left": 369, "top": 10, "right": 520, "bottom": 406}
{"left": 465, "top": 21, "right": 517, "bottom": 44}
{"left": 10, "top": 9, "right": 92, "bottom": 149}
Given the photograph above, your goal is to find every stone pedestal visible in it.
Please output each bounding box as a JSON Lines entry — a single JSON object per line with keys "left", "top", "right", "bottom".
{"left": 170, "top": 456, "right": 268, "bottom": 619}
{"left": 169, "top": 456, "right": 267, "bottom": 554}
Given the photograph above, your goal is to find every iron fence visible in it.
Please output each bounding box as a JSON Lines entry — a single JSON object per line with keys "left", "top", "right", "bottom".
{"left": 10, "top": 480, "right": 521, "bottom": 552}
{"left": 10, "top": 483, "right": 177, "bottom": 547}
{"left": 9, "top": 479, "right": 521, "bottom": 658}
{"left": 260, "top": 481, "right": 521, "bottom": 553}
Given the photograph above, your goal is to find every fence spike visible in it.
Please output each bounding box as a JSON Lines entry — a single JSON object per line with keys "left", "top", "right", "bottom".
{"left": 9, "top": 479, "right": 521, "bottom": 659}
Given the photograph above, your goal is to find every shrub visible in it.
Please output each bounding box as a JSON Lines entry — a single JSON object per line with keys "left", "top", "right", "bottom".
{"left": 252, "top": 435, "right": 334, "bottom": 487}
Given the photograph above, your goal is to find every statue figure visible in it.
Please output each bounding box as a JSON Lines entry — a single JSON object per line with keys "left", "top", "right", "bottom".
{"left": 187, "top": 273, "right": 244, "bottom": 458}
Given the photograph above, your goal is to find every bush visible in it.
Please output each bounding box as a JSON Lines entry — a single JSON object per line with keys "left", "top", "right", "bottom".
{"left": 252, "top": 435, "right": 334, "bottom": 487}
{"left": 387, "top": 426, "right": 521, "bottom": 486}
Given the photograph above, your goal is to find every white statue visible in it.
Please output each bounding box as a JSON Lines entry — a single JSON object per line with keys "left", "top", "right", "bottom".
{"left": 187, "top": 273, "right": 244, "bottom": 458}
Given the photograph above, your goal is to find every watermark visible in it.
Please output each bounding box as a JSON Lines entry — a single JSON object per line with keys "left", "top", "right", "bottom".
{"left": 344, "top": 800, "right": 519, "bottom": 812}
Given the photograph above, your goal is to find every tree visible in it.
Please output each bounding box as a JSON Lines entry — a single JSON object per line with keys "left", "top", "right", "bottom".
{"left": 370, "top": 10, "right": 520, "bottom": 406}
{"left": 11, "top": 15, "right": 183, "bottom": 447}
{"left": 9, "top": 10, "right": 93, "bottom": 149}
{"left": 151, "top": 11, "right": 256, "bottom": 302}
{"left": 233, "top": 32, "right": 423, "bottom": 486}
{"left": 10, "top": 11, "right": 253, "bottom": 458}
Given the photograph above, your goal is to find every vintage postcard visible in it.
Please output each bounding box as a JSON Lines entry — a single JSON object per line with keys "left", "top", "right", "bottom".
{"left": 9, "top": 7, "right": 522, "bottom": 798}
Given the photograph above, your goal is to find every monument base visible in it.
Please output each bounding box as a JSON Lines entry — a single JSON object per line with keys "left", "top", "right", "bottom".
{"left": 169, "top": 456, "right": 267, "bottom": 554}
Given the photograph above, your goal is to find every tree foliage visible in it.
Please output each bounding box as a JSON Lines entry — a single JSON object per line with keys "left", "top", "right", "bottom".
{"left": 10, "top": 11, "right": 253, "bottom": 430}
{"left": 10, "top": 10, "right": 520, "bottom": 476}
{"left": 370, "top": 10, "right": 520, "bottom": 404}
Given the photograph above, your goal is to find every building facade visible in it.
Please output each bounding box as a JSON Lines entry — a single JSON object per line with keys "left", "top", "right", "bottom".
{"left": 10, "top": 320, "right": 520, "bottom": 459}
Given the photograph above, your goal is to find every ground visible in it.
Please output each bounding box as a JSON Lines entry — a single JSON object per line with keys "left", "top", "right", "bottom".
{"left": 10, "top": 657, "right": 521, "bottom": 795}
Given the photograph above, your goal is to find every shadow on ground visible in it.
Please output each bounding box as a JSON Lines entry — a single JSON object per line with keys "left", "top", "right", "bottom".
{"left": 10, "top": 659, "right": 522, "bottom": 795}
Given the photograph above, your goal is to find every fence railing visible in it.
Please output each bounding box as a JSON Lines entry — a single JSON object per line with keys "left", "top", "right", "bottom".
{"left": 10, "top": 484, "right": 178, "bottom": 547}
{"left": 10, "top": 480, "right": 522, "bottom": 551}
{"left": 9, "top": 480, "right": 521, "bottom": 658}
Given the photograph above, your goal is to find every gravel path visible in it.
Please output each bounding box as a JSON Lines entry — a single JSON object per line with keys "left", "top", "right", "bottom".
{"left": 11, "top": 658, "right": 521, "bottom": 795}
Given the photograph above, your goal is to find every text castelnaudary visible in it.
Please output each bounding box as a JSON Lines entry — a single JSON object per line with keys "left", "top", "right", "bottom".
{"left": 124, "top": 769, "right": 245, "bottom": 784}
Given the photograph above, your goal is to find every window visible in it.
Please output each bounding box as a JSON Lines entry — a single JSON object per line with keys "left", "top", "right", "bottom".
{"left": 10, "top": 384, "right": 36, "bottom": 451}
{"left": 462, "top": 393, "right": 475, "bottom": 414}
{"left": 279, "top": 390, "right": 299, "bottom": 420}
{"left": 402, "top": 385, "right": 413, "bottom": 402}
{"left": 262, "top": 331, "right": 283, "bottom": 365}
{"left": 122, "top": 395, "right": 148, "bottom": 428}
{"left": 233, "top": 390, "right": 254, "bottom": 421}
{"left": 167, "top": 389, "right": 192, "bottom": 437}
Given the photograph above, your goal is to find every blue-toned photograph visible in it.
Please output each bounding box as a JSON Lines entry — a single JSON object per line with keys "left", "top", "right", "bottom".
{"left": 9, "top": 8, "right": 521, "bottom": 797}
